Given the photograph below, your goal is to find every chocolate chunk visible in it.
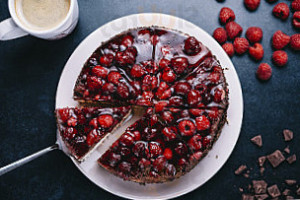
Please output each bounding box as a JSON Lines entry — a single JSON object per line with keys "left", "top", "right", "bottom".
{"left": 286, "top": 154, "right": 296, "bottom": 164}
{"left": 252, "top": 180, "right": 268, "bottom": 194}
{"left": 254, "top": 194, "right": 268, "bottom": 200}
{"left": 267, "top": 150, "right": 285, "bottom": 168}
{"left": 282, "top": 189, "right": 291, "bottom": 196}
{"left": 259, "top": 167, "right": 265, "bottom": 176}
{"left": 267, "top": 184, "right": 281, "bottom": 198}
{"left": 283, "top": 129, "right": 293, "bottom": 141}
{"left": 297, "top": 187, "right": 300, "bottom": 195}
{"left": 235, "top": 165, "right": 247, "bottom": 175}
{"left": 242, "top": 194, "right": 254, "bottom": 200}
{"left": 284, "top": 146, "right": 290, "bottom": 154}
{"left": 258, "top": 156, "right": 266, "bottom": 167}
{"left": 251, "top": 135, "right": 262, "bottom": 147}
{"left": 285, "top": 179, "right": 296, "bottom": 185}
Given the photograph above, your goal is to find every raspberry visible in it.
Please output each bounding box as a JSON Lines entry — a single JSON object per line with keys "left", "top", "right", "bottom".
{"left": 256, "top": 63, "right": 272, "bottom": 81}
{"left": 222, "top": 43, "right": 235, "bottom": 57}
{"left": 219, "top": 7, "right": 236, "bottom": 24}
{"left": 233, "top": 37, "right": 249, "bottom": 55}
{"left": 293, "top": 12, "right": 300, "bottom": 29}
{"left": 244, "top": 0, "right": 261, "bottom": 11}
{"left": 225, "top": 21, "right": 243, "bottom": 40}
{"left": 249, "top": 43, "right": 264, "bottom": 61}
{"left": 290, "top": 34, "right": 300, "bottom": 51}
{"left": 272, "top": 30, "right": 290, "bottom": 50}
{"left": 273, "top": 3, "right": 289, "bottom": 20}
{"left": 195, "top": 115, "right": 211, "bottom": 131}
{"left": 246, "top": 27, "right": 263, "bottom": 43}
{"left": 292, "top": 0, "right": 300, "bottom": 12}
{"left": 272, "top": 50, "right": 288, "bottom": 67}
{"left": 213, "top": 28, "right": 227, "bottom": 44}
{"left": 163, "top": 148, "right": 173, "bottom": 160}
{"left": 97, "top": 114, "right": 114, "bottom": 128}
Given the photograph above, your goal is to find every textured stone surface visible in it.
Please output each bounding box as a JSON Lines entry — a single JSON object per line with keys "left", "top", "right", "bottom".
{"left": 0, "top": 0, "right": 300, "bottom": 199}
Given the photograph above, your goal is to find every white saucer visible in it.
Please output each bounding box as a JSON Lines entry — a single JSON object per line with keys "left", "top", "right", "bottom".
{"left": 55, "top": 13, "right": 243, "bottom": 200}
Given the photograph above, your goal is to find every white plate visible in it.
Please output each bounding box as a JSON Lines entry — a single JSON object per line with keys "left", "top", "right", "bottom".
{"left": 55, "top": 13, "right": 243, "bottom": 200}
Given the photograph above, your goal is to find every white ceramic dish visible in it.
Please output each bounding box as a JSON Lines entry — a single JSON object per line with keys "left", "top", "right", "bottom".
{"left": 55, "top": 13, "right": 243, "bottom": 200}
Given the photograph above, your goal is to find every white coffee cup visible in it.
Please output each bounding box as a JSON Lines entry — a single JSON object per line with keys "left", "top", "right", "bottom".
{"left": 0, "top": 0, "right": 79, "bottom": 40}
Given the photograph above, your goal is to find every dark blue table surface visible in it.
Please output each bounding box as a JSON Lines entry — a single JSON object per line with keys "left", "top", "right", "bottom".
{"left": 0, "top": 1, "right": 299, "bottom": 199}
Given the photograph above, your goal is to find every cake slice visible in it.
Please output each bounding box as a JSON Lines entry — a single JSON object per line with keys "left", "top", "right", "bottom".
{"left": 154, "top": 56, "right": 229, "bottom": 109}
{"left": 98, "top": 106, "right": 226, "bottom": 183}
{"left": 56, "top": 106, "right": 131, "bottom": 161}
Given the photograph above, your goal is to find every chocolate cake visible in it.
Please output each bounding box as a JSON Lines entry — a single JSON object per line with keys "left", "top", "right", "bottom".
{"left": 70, "top": 26, "right": 229, "bottom": 183}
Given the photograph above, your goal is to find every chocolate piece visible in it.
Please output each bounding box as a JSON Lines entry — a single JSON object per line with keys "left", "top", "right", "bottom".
{"left": 254, "top": 194, "right": 268, "bottom": 200}
{"left": 286, "top": 154, "right": 296, "bottom": 164}
{"left": 258, "top": 156, "right": 266, "bottom": 167}
{"left": 242, "top": 194, "right": 254, "bottom": 200}
{"left": 282, "top": 189, "right": 291, "bottom": 196}
{"left": 251, "top": 135, "right": 262, "bottom": 147}
{"left": 267, "top": 150, "right": 285, "bottom": 168}
{"left": 235, "top": 165, "right": 247, "bottom": 175}
{"left": 283, "top": 129, "right": 293, "bottom": 141}
{"left": 259, "top": 167, "right": 265, "bottom": 175}
{"left": 252, "top": 180, "right": 268, "bottom": 194}
{"left": 267, "top": 184, "right": 281, "bottom": 198}
{"left": 297, "top": 187, "right": 300, "bottom": 195}
{"left": 284, "top": 146, "right": 290, "bottom": 154}
{"left": 285, "top": 179, "right": 296, "bottom": 185}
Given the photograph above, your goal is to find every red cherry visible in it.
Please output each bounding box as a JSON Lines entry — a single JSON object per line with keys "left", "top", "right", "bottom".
{"left": 58, "top": 108, "right": 70, "bottom": 122}
{"left": 99, "top": 54, "right": 113, "bottom": 66}
{"left": 142, "top": 75, "right": 158, "bottom": 91}
{"left": 170, "top": 57, "right": 189, "bottom": 74}
{"left": 63, "top": 127, "right": 77, "bottom": 140}
{"left": 188, "top": 134, "right": 202, "bottom": 151}
{"left": 187, "top": 90, "right": 202, "bottom": 106}
{"left": 139, "top": 158, "right": 151, "bottom": 170}
{"left": 67, "top": 117, "right": 77, "bottom": 127}
{"left": 107, "top": 71, "right": 122, "bottom": 85}
{"left": 120, "top": 133, "right": 135, "bottom": 147}
{"left": 149, "top": 142, "right": 162, "bottom": 158}
{"left": 86, "top": 129, "right": 100, "bottom": 146}
{"left": 117, "top": 83, "right": 130, "bottom": 98}
{"left": 87, "top": 76, "right": 102, "bottom": 90}
{"left": 159, "top": 58, "right": 170, "bottom": 69}
{"left": 178, "top": 120, "right": 196, "bottom": 136}
{"left": 97, "top": 114, "right": 114, "bottom": 128}
{"left": 132, "top": 130, "right": 141, "bottom": 141}
{"left": 89, "top": 118, "right": 98, "bottom": 128}
{"left": 160, "top": 88, "right": 172, "bottom": 100}
{"left": 208, "top": 72, "right": 220, "bottom": 83}
{"left": 169, "top": 96, "right": 184, "bottom": 107}
{"left": 174, "top": 142, "right": 188, "bottom": 156}
{"left": 155, "top": 101, "right": 168, "bottom": 112}
{"left": 162, "top": 111, "right": 174, "bottom": 123}
{"left": 162, "top": 69, "right": 176, "bottom": 83}
{"left": 153, "top": 156, "right": 167, "bottom": 172}
{"left": 202, "top": 136, "right": 212, "bottom": 148}
{"left": 189, "top": 108, "right": 205, "bottom": 116}
{"left": 133, "top": 141, "right": 148, "bottom": 157}
{"left": 184, "top": 36, "right": 201, "bottom": 55}
{"left": 174, "top": 82, "right": 191, "bottom": 95}
{"left": 131, "top": 64, "right": 146, "bottom": 78}
{"left": 156, "top": 82, "right": 169, "bottom": 98}
{"left": 196, "top": 115, "right": 211, "bottom": 131}
{"left": 121, "top": 35, "right": 134, "bottom": 47}
{"left": 214, "top": 88, "right": 224, "bottom": 103}
{"left": 92, "top": 66, "right": 109, "bottom": 78}
{"left": 162, "top": 127, "right": 177, "bottom": 141}
{"left": 164, "top": 148, "right": 173, "bottom": 160}
{"left": 102, "top": 83, "right": 116, "bottom": 94}
{"left": 178, "top": 158, "right": 188, "bottom": 166}
{"left": 208, "top": 107, "right": 219, "bottom": 119}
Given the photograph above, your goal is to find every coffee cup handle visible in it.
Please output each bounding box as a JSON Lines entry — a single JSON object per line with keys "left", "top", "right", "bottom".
{"left": 0, "top": 18, "right": 28, "bottom": 41}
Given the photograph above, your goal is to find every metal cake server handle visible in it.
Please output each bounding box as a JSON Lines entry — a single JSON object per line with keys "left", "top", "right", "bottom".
{"left": 0, "top": 144, "right": 59, "bottom": 176}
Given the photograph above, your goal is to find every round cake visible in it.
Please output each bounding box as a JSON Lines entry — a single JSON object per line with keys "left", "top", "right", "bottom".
{"left": 71, "top": 27, "right": 229, "bottom": 183}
